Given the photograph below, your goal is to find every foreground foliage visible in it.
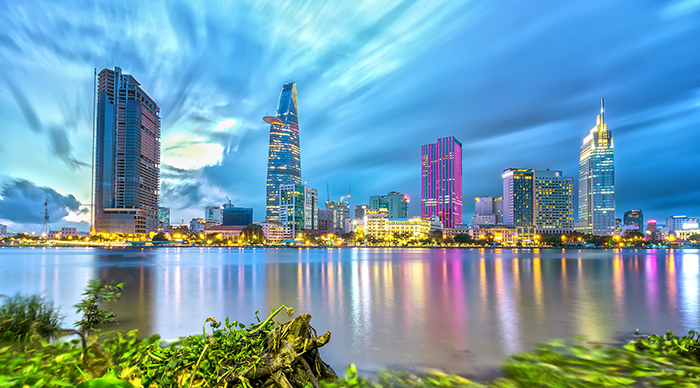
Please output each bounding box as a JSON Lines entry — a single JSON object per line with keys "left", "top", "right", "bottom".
{"left": 0, "top": 294, "right": 63, "bottom": 341}
{"left": 0, "top": 305, "right": 335, "bottom": 388}
{"left": 322, "top": 330, "right": 700, "bottom": 388}
{"left": 2, "top": 310, "right": 700, "bottom": 388}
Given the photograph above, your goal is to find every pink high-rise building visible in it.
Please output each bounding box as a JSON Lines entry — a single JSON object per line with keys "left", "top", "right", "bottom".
{"left": 421, "top": 137, "right": 463, "bottom": 228}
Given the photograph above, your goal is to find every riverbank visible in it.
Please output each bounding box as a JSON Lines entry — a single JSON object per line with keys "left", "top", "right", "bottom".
{"left": 2, "top": 243, "right": 697, "bottom": 249}
{"left": 2, "top": 320, "right": 699, "bottom": 387}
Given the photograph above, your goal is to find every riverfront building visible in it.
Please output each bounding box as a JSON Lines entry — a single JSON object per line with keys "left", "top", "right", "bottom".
{"left": 279, "top": 184, "right": 318, "bottom": 238}
{"left": 205, "top": 206, "right": 222, "bottom": 224}
{"left": 576, "top": 99, "right": 615, "bottom": 235}
{"left": 502, "top": 168, "right": 534, "bottom": 227}
{"left": 326, "top": 200, "right": 350, "bottom": 234}
{"left": 264, "top": 82, "right": 301, "bottom": 222}
{"left": 421, "top": 136, "right": 463, "bottom": 228}
{"left": 93, "top": 67, "right": 160, "bottom": 235}
{"left": 623, "top": 210, "right": 644, "bottom": 231}
{"left": 157, "top": 207, "right": 170, "bottom": 231}
{"left": 222, "top": 205, "right": 253, "bottom": 226}
{"left": 354, "top": 204, "right": 370, "bottom": 220}
{"left": 369, "top": 191, "right": 409, "bottom": 219}
{"left": 362, "top": 213, "right": 431, "bottom": 239}
{"left": 667, "top": 215, "right": 692, "bottom": 234}
{"left": 502, "top": 168, "right": 574, "bottom": 234}
{"left": 473, "top": 196, "right": 497, "bottom": 226}
{"left": 533, "top": 170, "right": 574, "bottom": 234}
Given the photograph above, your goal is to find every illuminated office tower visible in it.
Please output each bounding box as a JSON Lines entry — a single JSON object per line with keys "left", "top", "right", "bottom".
{"left": 94, "top": 67, "right": 160, "bottom": 235}
{"left": 576, "top": 98, "right": 615, "bottom": 235}
{"left": 623, "top": 209, "right": 643, "bottom": 231}
{"left": 369, "top": 191, "right": 409, "bottom": 219}
{"left": 264, "top": 82, "right": 301, "bottom": 222}
{"left": 533, "top": 170, "right": 574, "bottom": 234}
{"left": 280, "top": 184, "right": 318, "bottom": 238}
{"left": 473, "top": 196, "right": 496, "bottom": 226}
{"left": 205, "top": 205, "right": 222, "bottom": 223}
{"left": 502, "top": 168, "right": 534, "bottom": 227}
{"left": 421, "top": 136, "right": 463, "bottom": 228}
{"left": 157, "top": 207, "right": 170, "bottom": 231}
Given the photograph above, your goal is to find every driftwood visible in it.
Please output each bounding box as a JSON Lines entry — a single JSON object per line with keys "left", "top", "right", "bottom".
{"left": 218, "top": 313, "right": 337, "bottom": 388}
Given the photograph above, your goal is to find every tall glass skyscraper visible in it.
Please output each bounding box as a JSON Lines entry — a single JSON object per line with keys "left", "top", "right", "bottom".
{"left": 502, "top": 168, "right": 534, "bottom": 227}
{"left": 421, "top": 136, "right": 463, "bottom": 228}
{"left": 576, "top": 98, "right": 615, "bottom": 235}
{"left": 264, "top": 82, "right": 301, "bottom": 222}
{"left": 94, "top": 67, "right": 160, "bottom": 235}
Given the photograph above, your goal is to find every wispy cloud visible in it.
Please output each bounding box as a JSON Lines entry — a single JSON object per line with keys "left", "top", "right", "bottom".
{"left": 0, "top": 0, "right": 698, "bottom": 224}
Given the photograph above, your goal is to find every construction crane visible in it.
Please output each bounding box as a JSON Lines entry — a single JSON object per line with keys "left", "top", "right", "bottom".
{"left": 338, "top": 187, "right": 354, "bottom": 219}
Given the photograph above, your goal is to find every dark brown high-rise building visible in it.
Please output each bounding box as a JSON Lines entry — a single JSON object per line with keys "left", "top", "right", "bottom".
{"left": 93, "top": 67, "right": 160, "bottom": 235}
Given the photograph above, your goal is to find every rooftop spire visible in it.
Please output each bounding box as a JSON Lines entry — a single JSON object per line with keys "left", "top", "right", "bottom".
{"left": 601, "top": 97, "right": 604, "bottom": 114}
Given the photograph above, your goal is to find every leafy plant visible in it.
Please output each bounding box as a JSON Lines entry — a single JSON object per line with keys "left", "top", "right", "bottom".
{"left": 74, "top": 279, "right": 124, "bottom": 331}
{"left": 0, "top": 293, "right": 63, "bottom": 341}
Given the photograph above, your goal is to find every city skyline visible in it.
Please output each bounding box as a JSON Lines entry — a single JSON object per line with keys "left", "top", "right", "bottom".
{"left": 0, "top": 1, "right": 699, "bottom": 233}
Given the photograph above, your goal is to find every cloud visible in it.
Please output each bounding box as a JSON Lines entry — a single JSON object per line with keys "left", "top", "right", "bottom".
{"left": 2, "top": 78, "right": 89, "bottom": 171}
{"left": 0, "top": 178, "right": 87, "bottom": 225}
{"left": 0, "top": 0, "right": 699, "bottom": 226}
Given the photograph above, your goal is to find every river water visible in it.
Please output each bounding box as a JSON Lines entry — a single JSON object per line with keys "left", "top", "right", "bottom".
{"left": 1, "top": 247, "right": 699, "bottom": 377}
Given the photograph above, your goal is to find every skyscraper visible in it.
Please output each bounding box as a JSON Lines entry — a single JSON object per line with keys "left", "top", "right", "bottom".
{"left": 533, "top": 170, "right": 574, "bottom": 234}
{"left": 369, "top": 191, "right": 409, "bottom": 219}
{"left": 279, "top": 184, "right": 318, "bottom": 238}
{"left": 264, "top": 82, "right": 301, "bottom": 222}
{"left": 576, "top": 98, "right": 615, "bottom": 235}
{"left": 502, "top": 168, "right": 534, "bottom": 227}
{"left": 623, "top": 209, "right": 643, "bottom": 231}
{"left": 421, "top": 136, "right": 463, "bottom": 228}
{"left": 94, "top": 67, "right": 160, "bottom": 235}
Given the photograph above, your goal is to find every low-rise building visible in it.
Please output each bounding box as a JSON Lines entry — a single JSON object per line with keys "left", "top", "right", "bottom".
{"left": 203, "top": 225, "right": 246, "bottom": 240}
{"left": 258, "top": 222, "right": 291, "bottom": 243}
{"left": 363, "top": 213, "right": 430, "bottom": 239}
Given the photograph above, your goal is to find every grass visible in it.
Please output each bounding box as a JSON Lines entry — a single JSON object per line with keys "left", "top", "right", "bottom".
{"left": 0, "top": 293, "right": 63, "bottom": 342}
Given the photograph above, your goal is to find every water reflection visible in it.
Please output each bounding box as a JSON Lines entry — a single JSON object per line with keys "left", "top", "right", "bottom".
{"left": 2, "top": 247, "right": 700, "bottom": 376}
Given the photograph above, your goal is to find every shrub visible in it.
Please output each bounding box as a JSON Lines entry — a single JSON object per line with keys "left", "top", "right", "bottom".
{"left": 0, "top": 294, "right": 63, "bottom": 341}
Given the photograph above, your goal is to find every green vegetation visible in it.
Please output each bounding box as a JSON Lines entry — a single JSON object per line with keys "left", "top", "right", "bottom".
{"left": 74, "top": 279, "right": 124, "bottom": 332}
{"left": 0, "top": 305, "right": 336, "bottom": 388}
{"left": 324, "top": 331, "right": 700, "bottom": 388}
{"left": 242, "top": 223, "right": 266, "bottom": 244}
{"left": 0, "top": 294, "right": 63, "bottom": 341}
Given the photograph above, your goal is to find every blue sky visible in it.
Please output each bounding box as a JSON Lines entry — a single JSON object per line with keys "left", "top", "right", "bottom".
{"left": 0, "top": 0, "right": 699, "bottom": 233}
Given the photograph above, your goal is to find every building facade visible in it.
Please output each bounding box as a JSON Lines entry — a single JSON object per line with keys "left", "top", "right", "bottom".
{"left": 258, "top": 222, "right": 291, "bottom": 243}
{"left": 222, "top": 206, "right": 253, "bottom": 226}
{"left": 157, "top": 207, "right": 170, "bottom": 231}
{"left": 94, "top": 67, "right": 160, "bottom": 235}
{"left": 362, "top": 213, "right": 431, "bottom": 239}
{"left": 326, "top": 200, "right": 350, "bottom": 234}
{"left": 205, "top": 206, "right": 222, "bottom": 224}
{"left": 667, "top": 215, "right": 689, "bottom": 233}
{"left": 534, "top": 170, "right": 574, "bottom": 234}
{"left": 279, "top": 184, "right": 318, "bottom": 238}
{"left": 369, "top": 191, "right": 409, "bottom": 219}
{"left": 421, "top": 136, "right": 463, "bottom": 228}
{"left": 576, "top": 99, "right": 615, "bottom": 235}
{"left": 354, "top": 204, "right": 369, "bottom": 220}
{"left": 264, "top": 82, "right": 301, "bottom": 222}
{"left": 623, "top": 209, "right": 643, "bottom": 231}
{"left": 473, "top": 196, "right": 497, "bottom": 226}
{"left": 0, "top": 224, "right": 6, "bottom": 237}
{"left": 502, "top": 168, "right": 534, "bottom": 227}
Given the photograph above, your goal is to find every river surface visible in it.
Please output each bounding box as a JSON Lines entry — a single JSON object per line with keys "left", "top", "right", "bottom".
{"left": 1, "top": 247, "right": 699, "bottom": 377}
